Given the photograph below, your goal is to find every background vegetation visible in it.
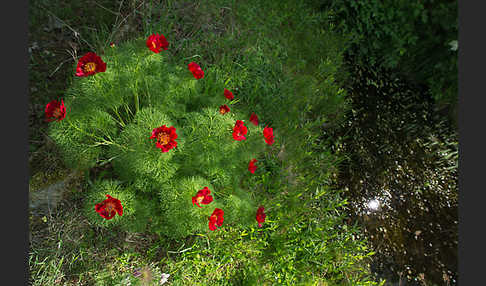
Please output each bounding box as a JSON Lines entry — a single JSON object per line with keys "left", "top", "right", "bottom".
{"left": 29, "top": 0, "right": 457, "bottom": 285}
{"left": 310, "top": 0, "right": 458, "bottom": 284}
{"left": 318, "top": 0, "right": 458, "bottom": 122}
{"left": 29, "top": 0, "right": 381, "bottom": 285}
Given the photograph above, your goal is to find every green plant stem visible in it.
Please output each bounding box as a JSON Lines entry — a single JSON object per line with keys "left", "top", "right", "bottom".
{"left": 66, "top": 119, "right": 130, "bottom": 152}
{"left": 112, "top": 107, "right": 126, "bottom": 128}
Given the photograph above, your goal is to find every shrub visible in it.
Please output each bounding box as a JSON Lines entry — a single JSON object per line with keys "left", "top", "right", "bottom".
{"left": 48, "top": 38, "right": 266, "bottom": 238}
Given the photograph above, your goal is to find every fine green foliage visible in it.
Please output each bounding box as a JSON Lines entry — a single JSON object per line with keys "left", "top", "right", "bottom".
{"left": 109, "top": 107, "right": 180, "bottom": 191}
{"left": 180, "top": 107, "right": 263, "bottom": 189}
{"left": 158, "top": 176, "right": 220, "bottom": 239}
{"left": 48, "top": 37, "right": 267, "bottom": 238}
{"left": 48, "top": 107, "right": 118, "bottom": 170}
{"left": 158, "top": 184, "right": 380, "bottom": 285}
{"left": 84, "top": 180, "right": 134, "bottom": 230}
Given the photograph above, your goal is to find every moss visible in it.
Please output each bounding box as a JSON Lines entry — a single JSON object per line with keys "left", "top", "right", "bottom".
{"left": 29, "top": 169, "right": 70, "bottom": 194}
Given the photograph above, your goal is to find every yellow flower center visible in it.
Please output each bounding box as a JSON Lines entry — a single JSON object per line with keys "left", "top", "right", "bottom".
{"left": 52, "top": 107, "right": 62, "bottom": 118}
{"left": 105, "top": 201, "right": 115, "bottom": 213}
{"left": 84, "top": 62, "right": 97, "bottom": 73}
{"left": 157, "top": 132, "right": 170, "bottom": 146}
{"left": 197, "top": 196, "right": 204, "bottom": 204}
{"left": 152, "top": 42, "right": 157, "bottom": 49}
{"left": 219, "top": 107, "right": 227, "bottom": 114}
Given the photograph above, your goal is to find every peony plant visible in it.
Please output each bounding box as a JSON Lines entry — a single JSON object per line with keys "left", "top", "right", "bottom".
{"left": 47, "top": 35, "right": 275, "bottom": 238}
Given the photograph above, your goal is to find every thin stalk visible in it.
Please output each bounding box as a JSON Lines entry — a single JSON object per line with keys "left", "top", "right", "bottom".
{"left": 112, "top": 107, "right": 126, "bottom": 128}
{"left": 66, "top": 119, "right": 130, "bottom": 152}
{"left": 134, "top": 92, "right": 140, "bottom": 114}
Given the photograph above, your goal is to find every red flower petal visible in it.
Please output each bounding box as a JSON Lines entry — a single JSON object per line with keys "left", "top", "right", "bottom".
{"left": 264, "top": 136, "right": 274, "bottom": 145}
{"left": 263, "top": 126, "right": 275, "bottom": 145}
{"left": 150, "top": 125, "right": 178, "bottom": 152}
{"left": 249, "top": 112, "right": 259, "bottom": 126}
{"left": 106, "top": 195, "right": 124, "bottom": 216}
{"left": 188, "top": 62, "right": 204, "bottom": 79}
{"left": 95, "top": 194, "right": 123, "bottom": 220}
{"left": 232, "top": 120, "right": 248, "bottom": 141}
{"left": 219, "top": 104, "right": 230, "bottom": 115}
{"left": 99, "top": 209, "right": 116, "bottom": 220}
{"left": 45, "top": 99, "right": 66, "bottom": 122}
{"left": 214, "top": 208, "right": 224, "bottom": 226}
{"left": 208, "top": 208, "right": 224, "bottom": 230}
{"left": 192, "top": 187, "right": 213, "bottom": 208}
{"left": 248, "top": 159, "right": 258, "bottom": 174}
{"left": 192, "top": 196, "right": 202, "bottom": 208}
{"left": 95, "top": 203, "right": 103, "bottom": 212}
{"left": 208, "top": 220, "right": 218, "bottom": 231}
{"left": 263, "top": 126, "right": 273, "bottom": 137}
{"left": 208, "top": 213, "right": 218, "bottom": 230}
{"left": 224, "top": 88, "right": 234, "bottom": 100}
{"left": 146, "top": 33, "right": 169, "bottom": 53}
{"left": 200, "top": 187, "right": 211, "bottom": 196}
{"left": 202, "top": 195, "right": 213, "bottom": 204}
{"left": 256, "top": 206, "right": 266, "bottom": 227}
{"left": 75, "top": 52, "right": 106, "bottom": 77}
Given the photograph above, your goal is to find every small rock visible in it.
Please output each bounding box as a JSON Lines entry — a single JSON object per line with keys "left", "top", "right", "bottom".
{"left": 160, "top": 273, "right": 170, "bottom": 284}
{"left": 29, "top": 180, "right": 66, "bottom": 215}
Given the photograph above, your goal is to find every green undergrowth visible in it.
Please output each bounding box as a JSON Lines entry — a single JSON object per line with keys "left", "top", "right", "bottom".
{"left": 31, "top": 155, "right": 380, "bottom": 285}
{"left": 30, "top": 0, "right": 381, "bottom": 285}
{"left": 314, "top": 0, "right": 458, "bottom": 123}
{"left": 28, "top": 0, "right": 123, "bottom": 170}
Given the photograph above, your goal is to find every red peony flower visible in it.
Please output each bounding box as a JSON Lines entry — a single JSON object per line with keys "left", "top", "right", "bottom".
{"left": 208, "top": 208, "right": 224, "bottom": 231}
{"left": 146, "top": 33, "right": 169, "bottom": 53}
{"left": 188, "top": 62, "right": 204, "bottom": 79}
{"left": 192, "top": 187, "right": 214, "bottom": 208}
{"left": 249, "top": 112, "right": 259, "bottom": 126}
{"left": 75, "top": 52, "right": 107, "bottom": 77}
{"left": 263, "top": 126, "right": 275, "bottom": 145}
{"left": 219, "top": 104, "right": 230, "bottom": 115}
{"left": 224, "top": 88, "right": 234, "bottom": 100}
{"left": 149, "top": 125, "right": 178, "bottom": 152}
{"left": 45, "top": 99, "right": 66, "bottom": 122}
{"left": 248, "top": 159, "right": 258, "bottom": 174}
{"left": 232, "top": 120, "right": 248, "bottom": 141}
{"left": 95, "top": 194, "right": 123, "bottom": 220}
{"left": 256, "top": 206, "right": 266, "bottom": 227}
